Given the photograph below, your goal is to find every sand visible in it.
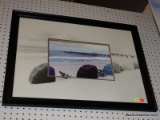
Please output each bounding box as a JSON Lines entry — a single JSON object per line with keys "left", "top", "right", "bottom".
{"left": 13, "top": 55, "right": 147, "bottom": 103}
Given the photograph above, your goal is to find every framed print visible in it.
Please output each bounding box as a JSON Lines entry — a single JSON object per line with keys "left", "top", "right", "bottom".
{"left": 2, "top": 10, "right": 157, "bottom": 111}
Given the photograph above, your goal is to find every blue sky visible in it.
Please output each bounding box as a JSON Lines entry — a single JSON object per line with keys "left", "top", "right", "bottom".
{"left": 49, "top": 41, "right": 109, "bottom": 54}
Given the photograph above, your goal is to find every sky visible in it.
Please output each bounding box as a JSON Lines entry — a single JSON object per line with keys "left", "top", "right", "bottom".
{"left": 149, "top": 0, "right": 160, "bottom": 32}
{"left": 49, "top": 41, "right": 109, "bottom": 54}
{"left": 18, "top": 18, "right": 137, "bottom": 56}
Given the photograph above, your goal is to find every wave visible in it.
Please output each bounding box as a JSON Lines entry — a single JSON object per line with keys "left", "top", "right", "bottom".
{"left": 49, "top": 51, "right": 108, "bottom": 57}
{"left": 49, "top": 56, "right": 110, "bottom": 62}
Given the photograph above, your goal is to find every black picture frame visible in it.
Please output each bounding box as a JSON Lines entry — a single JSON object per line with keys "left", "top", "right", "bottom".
{"left": 2, "top": 10, "right": 157, "bottom": 111}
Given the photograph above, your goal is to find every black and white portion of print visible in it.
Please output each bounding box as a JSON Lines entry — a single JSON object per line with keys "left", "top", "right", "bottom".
{"left": 12, "top": 17, "right": 147, "bottom": 103}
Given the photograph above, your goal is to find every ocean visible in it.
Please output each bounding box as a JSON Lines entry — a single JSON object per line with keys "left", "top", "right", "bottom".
{"left": 49, "top": 51, "right": 110, "bottom": 62}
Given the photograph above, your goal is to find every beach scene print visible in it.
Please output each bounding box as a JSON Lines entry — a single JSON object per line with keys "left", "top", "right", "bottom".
{"left": 13, "top": 18, "right": 147, "bottom": 103}
{"left": 48, "top": 39, "right": 114, "bottom": 80}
